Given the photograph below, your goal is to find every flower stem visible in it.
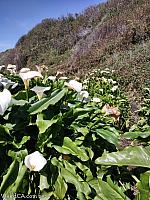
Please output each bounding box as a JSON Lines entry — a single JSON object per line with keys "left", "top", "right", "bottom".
{"left": 26, "top": 89, "right": 29, "bottom": 102}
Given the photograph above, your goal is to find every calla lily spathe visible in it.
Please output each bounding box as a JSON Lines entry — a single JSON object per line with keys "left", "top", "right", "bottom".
{"left": 19, "top": 70, "right": 43, "bottom": 89}
{"left": 101, "top": 77, "right": 108, "bottom": 83}
{"left": 0, "top": 65, "right": 5, "bottom": 71}
{"left": 7, "top": 64, "right": 17, "bottom": 75}
{"left": 31, "top": 86, "right": 50, "bottom": 100}
{"left": 7, "top": 64, "right": 16, "bottom": 69}
{"left": 111, "top": 85, "right": 118, "bottom": 92}
{"left": 77, "top": 90, "right": 90, "bottom": 102}
{"left": 92, "top": 97, "right": 101, "bottom": 103}
{"left": 108, "top": 79, "right": 117, "bottom": 84}
{"left": 47, "top": 76, "right": 56, "bottom": 81}
{"left": 24, "top": 151, "right": 47, "bottom": 172}
{"left": 20, "top": 71, "right": 43, "bottom": 80}
{"left": 65, "top": 80, "right": 82, "bottom": 93}
{"left": 59, "top": 76, "right": 68, "bottom": 80}
{"left": 20, "top": 68, "right": 31, "bottom": 73}
{"left": 79, "top": 90, "right": 89, "bottom": 98}
{"left": 0, "top": 89, "right": 11, "bottom": 115}
{"left": 0, "top": 77, "right": 16, "bottom": 89}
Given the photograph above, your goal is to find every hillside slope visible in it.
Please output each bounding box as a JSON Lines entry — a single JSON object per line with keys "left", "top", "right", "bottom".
{"left": 0, "top": 0, "right": 150, "bottom": 93}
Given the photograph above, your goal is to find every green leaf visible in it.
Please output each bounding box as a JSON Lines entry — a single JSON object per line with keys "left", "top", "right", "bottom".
{"left": 36, "top": 113, "right": 58, "bottom": 134}
{"left": 13, "top": 91, "right": 27, "bottom": 100}
{"left": 11, "top": 163, "right": 27, "bottom": 193}
{"left": 11, "top": 98, "right": 28, "bottom": 106}
{"left": 89, "top": 176, "right": 130, "bottom": 200}
{"left": 124, "top": 131, "right": 150, "bottom": 139}
{"left": 14, "top": 90, "right": 34, "bottom": 100}
{"left": 96, "top": 128, "right": 120, "bottom": 145}
{"left": 73, "top": 107, "right": 94, "bottom": 115}
{"left": 54, "top": 175, "right": 67, "bottom": 199}
{"left": 85, "top": 147, "right": 94, "bottom": 160}
{"left": 53, "top": 137, "right": 89, "bottom": 161}
{"left": 75, "top": 162, "right": 93, "bottom": 182}
{"left": 73, "top": 107, "right": 93, "bottom": 120}
{"left": 71, "top": 123, "right": 89, "bottom": 136}
{"left": 28, "top": 88, "right": 66, "bottom": 114}
{"left": 136, "top": 171, "right": 150, "bottom": 199}
{"left": 40, "top": 175, "right": 49, "bottom": 191}
{"left": 8, "top": 149, "right": 28, "bottom": 162}
{"left": 0, "top": 125, "right": 12, "bottom": 143}
{"left": 52, "top": 159, "right": 91, "bottom": 198}
{"left": 61, "top": 161, "right": 91, "bottom": 198}
{"left": 12, "top": 136, "right": 30, "bottom": 149}
{"left": 39, "top": 191, "right": 53, "bottom": 200}
{"left": 0, "top": 160, "right": 19, "bottom": 194}
{"left": 95, "top": 146, "right": 150, "bottom": 168}
{"left": 78, "top": 127, "right": 89, "bottom": 135}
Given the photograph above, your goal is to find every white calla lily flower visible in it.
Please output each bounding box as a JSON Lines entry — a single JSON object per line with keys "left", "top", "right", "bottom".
{"left": 108, "top": 79, "right": 117, "bottom": 84}
{"left": 0, "top": 89, "right": 11, "bottom": 115}
{"left": 47, "top": 76, "right": 56, "bottom": 81}
{"left": 25, "top": 151, "right": 47, "bottom": 172}
{"left": 111, "top": 85, "right": 118, "bottom": 92}
{"left": 7, "top": 64, "right": 17, "bottom": 75}
{"left": 101, "top": 77, "right": 108, "bottom": 83}
{"left": 65, "top": 80, "right": 82, "bottom": 93}
{"left": 19, "top": 70, "right": 43, "bottom": 89}
{"left": 59, "top": 76, "right": 68, "bottom": 80}
{"left": 77, "top": 90, "right": 90, "bottom": 102}
{"left": 0, "top": 65, "right": 5, "bottom": 71}
{"left": 68, "top": 103, "right": 75, "bottom": 108}
{"left": 99, "top": 89, "right": 103, "bottom": 93}
{"left": 20, "top": 68, "right": 31, "bottom": 73}
{"left": 0, "top": 77, "right": 16, "bottom": 89}
{"left": 20, "top": 71, "right": 43, "bottom": 80}
{"left": 100, "top": 70, "right": 110, "bottom": 74}
{"left": 31, "top": 86, "right": 50, "bottom": 100}
{"left": 92, "top": 97, "right": 101, "bottom": 103}
{"left": 7, "top": 64, "right": 16, "bottom": 70}
{"left": 7, "top": 64, "right": 15, "bottom": 69}
{"left": 79, "top": 91, "right": 89, "bottom": 98}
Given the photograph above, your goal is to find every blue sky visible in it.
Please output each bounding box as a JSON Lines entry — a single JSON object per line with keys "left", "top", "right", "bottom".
{"left": 0, "top": 0, "right": 106, "bottom": 52}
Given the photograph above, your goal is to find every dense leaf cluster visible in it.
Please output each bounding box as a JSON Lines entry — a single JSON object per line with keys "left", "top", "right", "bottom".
{"left": 0, "top": 71, "right": 149, "bottom": 199}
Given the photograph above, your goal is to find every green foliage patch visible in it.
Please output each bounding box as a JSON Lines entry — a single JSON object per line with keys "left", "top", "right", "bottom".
{"left": 0, "top": 71, "right": 149, "bottom": 200}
